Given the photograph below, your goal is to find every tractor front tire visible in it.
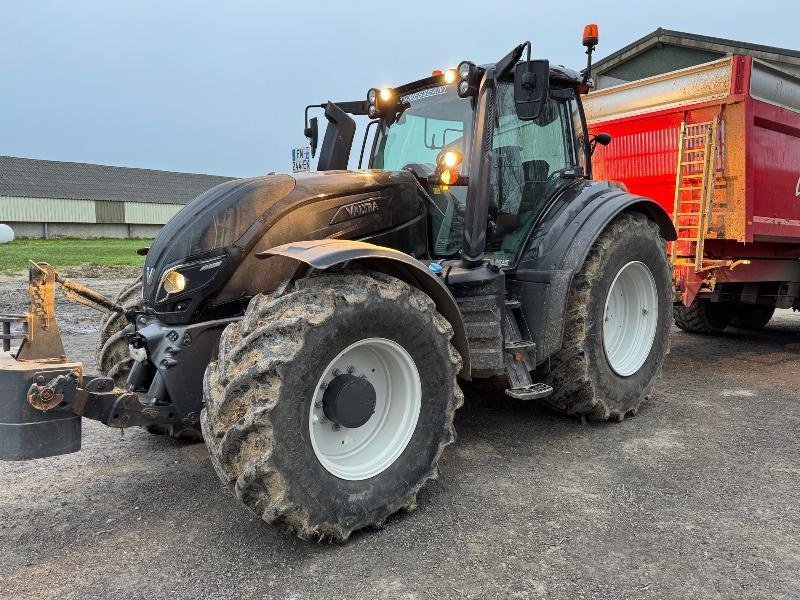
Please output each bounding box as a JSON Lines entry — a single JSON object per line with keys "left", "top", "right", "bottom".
{"left": 96, "top": 275, "right": 200, "bottom": 440}
{"left": 673, "top": 300, "right": 733, "bottom": 334}
{"left": 202, "top": 272, "right": 463, "bottom": 540}
{"left": 535, "top": 212, "right": 672, "bottom": 421}
{"left": 730, "top": 304, "right": 775, "bottom": 330}
{"left": 97, "top": 275, "right": 143, "bottom": 385}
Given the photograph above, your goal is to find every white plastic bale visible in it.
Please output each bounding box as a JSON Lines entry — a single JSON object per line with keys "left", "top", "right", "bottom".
{"left": 0, "top": 224, "right": 14, "bottom": 244}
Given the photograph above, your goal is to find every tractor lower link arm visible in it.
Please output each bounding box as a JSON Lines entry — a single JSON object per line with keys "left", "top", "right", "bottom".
{"left": 26, "top": 372, "right": 176, "bottom": 429}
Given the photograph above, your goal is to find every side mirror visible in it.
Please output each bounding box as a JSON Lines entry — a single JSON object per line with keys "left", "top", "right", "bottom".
{"left": 304, "top": 116, "right": 319, "bottom": 158}
{"left": 513, "top": 59, "right": 549, "bottom": 121}
{"left": 594, "top": 132, "right": 612, "bottom": 146}
{"left": 590, "top": 132, "right": 612, "bottom": 155}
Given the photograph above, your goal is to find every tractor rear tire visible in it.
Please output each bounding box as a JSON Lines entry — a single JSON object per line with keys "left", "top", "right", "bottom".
{"left": 201, "top": 272, "right": 463, "bottom": 540}
{"left": 534, "top": 212, "right": 672, "bottom": 421}
{"left": 96, "top": 275, "right": 200, "bottom": 440}
{"left": 730, "top": 304, "right": 775, "bottom": 330}
{"left": 673, "top": 300, "right": 733, "bottom": 334}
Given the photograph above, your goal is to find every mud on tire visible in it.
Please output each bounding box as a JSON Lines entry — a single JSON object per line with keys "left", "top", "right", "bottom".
{"left": 201, "top": 272, "right": 463, "bottom": 540}
{"left": 535, "top": 212, "right": 672, "bottom": 421}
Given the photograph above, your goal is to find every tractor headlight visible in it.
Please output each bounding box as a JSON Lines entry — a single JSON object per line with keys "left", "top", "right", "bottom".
{"left": 162, "top": 269, "right": 187, "bottom": 295}
{"left": 443, "top": 69, "right": 457, "bottom": 84}
{"left": 154, "top": 255, "right": 226, "bottom": 304}
{"left": 367, "top": 88, "right": 377, "bottom": 104}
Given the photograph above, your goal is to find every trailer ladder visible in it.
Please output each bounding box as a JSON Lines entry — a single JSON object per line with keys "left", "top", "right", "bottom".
{"left": 670, "top": 119, "right": 720, "bottom": 271}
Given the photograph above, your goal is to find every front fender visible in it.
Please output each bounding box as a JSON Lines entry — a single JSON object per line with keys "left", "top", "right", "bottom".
{"left": 259, "top": 240, "right": 470, "bottom": 379}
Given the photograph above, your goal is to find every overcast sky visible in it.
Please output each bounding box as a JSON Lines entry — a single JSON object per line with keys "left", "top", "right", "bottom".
{"left": 1, "top": 0, "right": 795, "bottom": 177}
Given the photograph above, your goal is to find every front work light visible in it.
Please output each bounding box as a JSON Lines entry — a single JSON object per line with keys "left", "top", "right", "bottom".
{"left": 367, "top": 87, "right": 394, "bottom": 119}
{"left": 162, "top": 270, "right": 187, "bottom": 295}
{"left": 441, "top": 150, "right": 463, "bottom": 169}
{"left": 443, "top": 69, "right": 457, "bottom": 84}
{"left": 440, "top": 168, "right": 459, "bottom": 185}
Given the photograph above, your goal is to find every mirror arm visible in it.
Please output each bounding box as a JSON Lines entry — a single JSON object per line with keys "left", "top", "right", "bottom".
{"left": 495, "top": 41, "right": 529, "bottom": 79}
{"left": 304, "top": 104, "right": 324, "bottom": 158}
{"left": 358, "top": 120, "right": 380, "bottom": 169}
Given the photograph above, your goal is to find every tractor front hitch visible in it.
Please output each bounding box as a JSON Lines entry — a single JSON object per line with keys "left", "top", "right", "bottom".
{"left": 26, "top": 371, "right": 178, "bottom": 429}
{"left": 0, "top": 262, "right": 177, "bottom": 460}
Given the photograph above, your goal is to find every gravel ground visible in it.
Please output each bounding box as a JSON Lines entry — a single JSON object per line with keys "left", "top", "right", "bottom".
{"left": 1, "top": 276, "right": 799, "bottom": 599}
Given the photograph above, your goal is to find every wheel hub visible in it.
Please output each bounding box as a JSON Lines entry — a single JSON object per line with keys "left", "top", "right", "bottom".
{"left": 322, "top": 374, "right": 376, "bottom": 428}
{"left": 309, "top": 337, "right": 422, "bottom": 481}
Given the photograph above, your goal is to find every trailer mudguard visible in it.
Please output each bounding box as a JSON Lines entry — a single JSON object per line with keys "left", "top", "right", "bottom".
{"left": 514, "top": 179, "right": 676, "bottom": 364}
{"left": 259, "top": 239, "right": 470, "bottom": 378}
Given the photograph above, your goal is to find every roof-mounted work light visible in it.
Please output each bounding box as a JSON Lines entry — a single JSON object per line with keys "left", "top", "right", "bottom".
{"left": 367, "top": 87, "right": 394, "bottom": 118}
{"left": 456, "top": 61, "right": 480, "bottom": 97}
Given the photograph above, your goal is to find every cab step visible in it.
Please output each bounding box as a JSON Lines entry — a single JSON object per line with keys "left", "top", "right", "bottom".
{"left": 505, "top": 382, "right": 554, "bottom": 401}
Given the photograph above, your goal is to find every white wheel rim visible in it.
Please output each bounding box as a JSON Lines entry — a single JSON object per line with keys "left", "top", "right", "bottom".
{"left": 602, "top": 261, "right": 659, "bottom": 377}
{"left": 309, "top": 338, "right": 421, "bottom": 481}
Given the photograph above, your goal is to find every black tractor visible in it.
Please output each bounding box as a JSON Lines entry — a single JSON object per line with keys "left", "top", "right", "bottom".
{"left": 1, "top": 27, "right": 675, "bottom": 540}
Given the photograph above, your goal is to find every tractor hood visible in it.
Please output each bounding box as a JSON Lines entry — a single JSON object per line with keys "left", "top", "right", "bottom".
{"left": 142, "top": 170, "right": 427, "bottom": 324}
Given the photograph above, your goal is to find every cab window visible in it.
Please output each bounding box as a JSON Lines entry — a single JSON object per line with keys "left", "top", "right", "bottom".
{"left": 485, "top": 82, "right": 573, "bottom": 263}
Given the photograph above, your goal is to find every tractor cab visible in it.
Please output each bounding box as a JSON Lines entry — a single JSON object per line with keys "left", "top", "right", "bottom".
{"left": 306, "top": 37, "right": 602, "bottom": 270}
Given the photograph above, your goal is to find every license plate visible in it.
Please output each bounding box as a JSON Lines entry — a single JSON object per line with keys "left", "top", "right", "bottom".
{"left": 291, "top": 147, "right": 312, "bottom": 173}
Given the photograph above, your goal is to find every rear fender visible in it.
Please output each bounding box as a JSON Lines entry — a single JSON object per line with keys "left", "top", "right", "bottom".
{"left": 259, "top": 240, "right": 471, "bottom": 379}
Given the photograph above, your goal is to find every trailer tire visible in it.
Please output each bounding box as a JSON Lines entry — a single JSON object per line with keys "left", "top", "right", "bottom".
{"left": 201, "top": 272, "right": 463, "bottom": 540}
{"left": 96, "top": 275, "right": 201, "bottom": 440}
{"left": 535, "top": 212, "right": 672, "bottom": 421}
{"left": 730, "top": 304, "right": 775, "bottom": 330}
{"left": 673, "top": 300, "right": 732, "bottom": 334}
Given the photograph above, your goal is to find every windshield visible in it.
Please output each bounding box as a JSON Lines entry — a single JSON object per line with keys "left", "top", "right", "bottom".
{"left": 371, "top": 84, "right": 474, "bottom": 258}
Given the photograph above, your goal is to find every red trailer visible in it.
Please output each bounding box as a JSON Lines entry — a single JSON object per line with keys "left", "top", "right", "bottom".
{"left": 584, "top": 55, "right": 800, "bottom": 332}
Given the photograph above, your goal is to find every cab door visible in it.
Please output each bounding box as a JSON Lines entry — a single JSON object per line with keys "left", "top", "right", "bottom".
{"left": 484, "top": 83, "right": 578, "bottom": 264}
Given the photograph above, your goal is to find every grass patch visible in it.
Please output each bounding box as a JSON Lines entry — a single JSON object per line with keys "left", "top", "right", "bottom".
{"left": 0, "top": 238, "right": 151, "bottom": 275}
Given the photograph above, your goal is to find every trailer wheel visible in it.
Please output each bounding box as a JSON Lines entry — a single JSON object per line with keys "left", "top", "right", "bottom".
{"left": 201, "top": 272, "right": 463, "bottom": 540}
{"left": 535, "top": 212, "right": 672, "bottom": 421}
{"left": 96, "top": 275, "right": 200, "bottom": 440}
{"left": 673, "top": 300, "right": 732, "bottom": 334}
{"left": 730, "top": 304, "right": 775, "bottom": 330}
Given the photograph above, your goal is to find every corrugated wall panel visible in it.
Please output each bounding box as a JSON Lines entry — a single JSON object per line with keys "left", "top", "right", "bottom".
{"left": 124, "top": 202, "right": 184, "bottom": 224}
{"left": 0, "top": 196, "right": 96, "bottom": 222}
{"left": 95, "top": 200, "right": 125, "bottom": 223}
